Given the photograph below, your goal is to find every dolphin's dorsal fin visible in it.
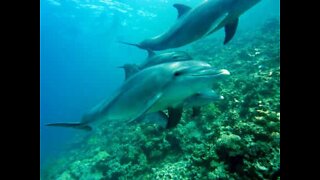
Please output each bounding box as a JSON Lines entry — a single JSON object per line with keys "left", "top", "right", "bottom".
{"left": 224, "top": 18, "right": 239, "bottom": 44}
{"left": 173, "top": 4, "right": 191, "bottom": 18}
{"left": 166, "top": 105, "right": 183, "bottom": 129}
{"left": 147, "top": 49, "right": 156, "bottom": 58}
{"left": 119, "top": 64, "right": 140, "bottom": 80}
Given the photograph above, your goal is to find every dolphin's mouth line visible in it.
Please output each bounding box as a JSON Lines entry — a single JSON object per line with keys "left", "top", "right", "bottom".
{"left": 190, "top": 73, "right": 223, "bottom": 77}
{"left": 190, "top": 69, "right": 230, "bottom": 77}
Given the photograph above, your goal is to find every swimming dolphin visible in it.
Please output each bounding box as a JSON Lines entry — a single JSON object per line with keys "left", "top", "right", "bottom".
{"left": 119, "top": 60, "right": 225, "bottom": 128}
{"left": 120, "top": 0, "right": 261, "bottom": 51}
{"left": 140, "top": 50, "right": 193, "bottom": 69}
{"left": 118, "top": 51, "right": 225, "bottom": 127}
{"left": 117, "top": 51, "right": 194, "bottom": 128}
{"left": 118, "top": 50, "right": 193, "bottom": 79}
{"left": 184, "top": 89, "right": 224, "bottom": 107}
{"left": 184, "top": 89, "right": 224, "bottom": 117}
{"left": 46, "top": 61, "right": 230, "bottom": 130}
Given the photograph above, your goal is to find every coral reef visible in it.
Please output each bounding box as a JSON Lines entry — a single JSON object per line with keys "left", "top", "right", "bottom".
{"left": 41, "top": 18, "right": 280, "bottom": 180}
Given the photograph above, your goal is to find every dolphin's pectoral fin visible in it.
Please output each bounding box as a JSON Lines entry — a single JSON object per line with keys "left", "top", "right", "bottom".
{"left": 46, "top": 122, "right": 92, "bottom": 131}
{"left": 191, "top": 106, "right": 201, "bottom": 117}
{"left": 206, "top": 13, "right": 229, "bottom": 36}
{"left": 173, "top": 4, "right": 191, "bottom": 18}
{"left": 166, "top": 106, "right": 183, "bottom": 129}
{"left": 147, "top": 49, "right": 156, "bottom": 58}
{"left": 224, "top": 18, "right": 239, "bottom": 45}
{"left": 128, "top": 93, "right": 163, "bottom": 124}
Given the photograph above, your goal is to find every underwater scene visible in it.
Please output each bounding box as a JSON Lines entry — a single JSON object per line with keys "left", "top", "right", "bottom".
{"left": 40, "top": 0, "right": 280, "bottom": 179}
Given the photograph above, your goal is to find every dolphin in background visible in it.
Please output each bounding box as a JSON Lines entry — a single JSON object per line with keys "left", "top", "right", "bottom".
{"left": 184, "top": 89, "right": 224, "bottom": 117}
{"left": 139, "top": 50, "right": 193, "bottom": 69}
{"left": 47, "top": 61, "right": 230, "bottom": 130}
{"left": 120, "top": 0, "right": 261, "bottom": 51}
{"left": 118, "top": 50, "right": 193, "bottom": 79}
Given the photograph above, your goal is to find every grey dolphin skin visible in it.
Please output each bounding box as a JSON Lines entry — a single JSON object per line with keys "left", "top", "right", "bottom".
{"left": 140, "top": 50, "right": 193, "bottom": 69}
{"left": 120, "top": 0, "right": 261, "bottom": 51}
{"left": 184, "top": 89, "right": 224, "bottom": 117}
{"left": 119, "top": 50, "right": 193, "bottom": 79}
{"left": 117, "top": 64, "right": 140, "bottom": 80}
{"left": 120, "top": 64, "right": 225, "bottom": 127}
{"left": 47, "top": 61, "right": 230, "bottom": 130}
{"left": 119, "top": 51, "right": 224, "bottom": 126}
{"left": 184, "top": 89, "right": 224, "bottom": 108}
{"left": 120, "top": 60, "right": 225, "bottom": 128}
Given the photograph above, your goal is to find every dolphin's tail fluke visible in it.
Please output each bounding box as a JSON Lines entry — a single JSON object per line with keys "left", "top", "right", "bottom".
{"left": 117, "top": 40, "right": 143, "bottom": 49}
{"left": 46, "top": 122, "right": 92, "bottom": 131}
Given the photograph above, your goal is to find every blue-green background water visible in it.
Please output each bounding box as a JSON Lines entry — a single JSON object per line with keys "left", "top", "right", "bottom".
{"left": 40, "top": 0, "right": 279, "bottom": 174}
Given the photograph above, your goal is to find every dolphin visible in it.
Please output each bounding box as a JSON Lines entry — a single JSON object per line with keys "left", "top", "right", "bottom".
{"left": 118, "top": 50, "right": 193, "bottom": 79}
{"left": 46, "top": 61, "right": 230, "bottom": 130}
{"left": 120, "top": 0, "right": 261, "bottom": 51}
{"left": 184, "top": 89, "right": 224, "bottom": 107}
{"left": 184, "top": 89, "right": 224, "bottom": 117}
{"left": 117, "top": 51, "right": 192, "bottom": 128}
{"left": 140, "top": 50, "right": 193, "bottom": 69}
{"left": 119, "top": 60, "right": 225, "bottom": 128}
{"left": 118, "top": 51, "right": 224, "bottom": 125}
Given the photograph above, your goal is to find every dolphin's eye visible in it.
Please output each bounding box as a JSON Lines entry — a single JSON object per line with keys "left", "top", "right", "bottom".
{"left": 174, "top": 68, "right": 189, "bottom": 77}
{"left": 174, "top": 71, "right": 182, "bottom": 76}
{"left": 172, "top": 55, "right": 179, "bottom": 59}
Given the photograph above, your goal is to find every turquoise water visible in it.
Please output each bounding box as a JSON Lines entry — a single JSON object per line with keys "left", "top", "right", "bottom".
{"left": 40, "top": 0, "right": 280, "bottom": 179}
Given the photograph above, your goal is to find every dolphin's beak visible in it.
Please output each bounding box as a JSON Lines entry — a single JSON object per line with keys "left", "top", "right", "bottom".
{"left": 218, "top": 69, "right": 230, "bottom": 75}
{"left": 117, "top": 65, "right": 124, "bottom": 69}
